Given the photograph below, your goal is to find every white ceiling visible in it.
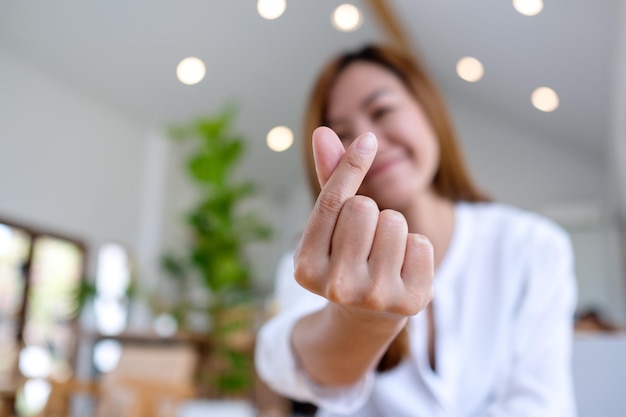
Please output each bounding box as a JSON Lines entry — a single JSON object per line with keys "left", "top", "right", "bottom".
{"left": 0, "top": 0, "right": 619, "bottom": 194}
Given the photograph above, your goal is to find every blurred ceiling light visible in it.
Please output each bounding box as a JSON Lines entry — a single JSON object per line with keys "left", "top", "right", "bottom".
{"left": 332, "top": 4, "right": 362, "bottom": 32}
{"left": 257, "top": 0, "right": 286, "bottom": 20}
{"left": 513, "top": 0, "right": 543, "bottom": 16}
{"left": 267, "top": 126, "right": 294, "bottom": 152}
{"left": 531, "top": 87, "right": 559, "bottom": 112}
{"left": 176, "top": 57, "right": 206, "bottom": 85}
{"left": 456, "top": 57, "right": 484, "bottom": 82}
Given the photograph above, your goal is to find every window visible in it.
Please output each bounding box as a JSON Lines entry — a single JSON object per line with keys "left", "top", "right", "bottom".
{"left": 0, "top": 218, "right": 86, "bottom": 416}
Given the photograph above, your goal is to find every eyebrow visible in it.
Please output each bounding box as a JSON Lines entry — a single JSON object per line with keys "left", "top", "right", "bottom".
{"left": 327, "top": 88, "right": 392, "bottom": 127}
{"left": 361, "top": 88, "right": 391, "bottom": 110}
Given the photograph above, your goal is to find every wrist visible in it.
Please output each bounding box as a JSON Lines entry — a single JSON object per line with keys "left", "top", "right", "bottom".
{"left": 327, "top": 302, "right": 408, "bottom": 336}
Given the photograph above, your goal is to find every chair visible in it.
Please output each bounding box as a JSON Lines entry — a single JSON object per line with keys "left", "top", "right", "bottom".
{"left": 40, "top": 379, "right": 99, "bottom": 417}
{"left": 94, "top": 344, "right": 197, "bottom": 417}
{"left": 40, "top": 344, "right": 197, "bottom": 417}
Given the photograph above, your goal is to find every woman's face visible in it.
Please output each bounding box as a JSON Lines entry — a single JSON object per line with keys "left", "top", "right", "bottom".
{"left": 326, "top": 61, "right": 440, "bottom": 211}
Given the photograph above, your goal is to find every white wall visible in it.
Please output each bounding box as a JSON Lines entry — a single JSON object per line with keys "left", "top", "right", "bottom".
{"left": 448, "top": 95, "right": 608, "bottom": 210}
{"left": 606, "top": 0, "right": 626, "bottom": 325}
{"left": 611, "top": 1, "right": 626, "bottom": 220}
{"left": 0, "top": 46, "right": 149, "bottom": 276}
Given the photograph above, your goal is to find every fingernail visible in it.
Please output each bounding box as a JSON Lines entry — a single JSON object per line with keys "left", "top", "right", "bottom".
{"left": 357, "top": 132, "right": 376, "bottom": 153}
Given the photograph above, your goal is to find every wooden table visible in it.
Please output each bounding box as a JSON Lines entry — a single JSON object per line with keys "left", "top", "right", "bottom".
{"left": 81, "top": 331, "right": 215, "bottom": 395}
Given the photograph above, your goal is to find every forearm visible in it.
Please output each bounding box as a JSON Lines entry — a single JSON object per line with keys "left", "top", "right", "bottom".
{"left": 291, "top": 302, "right": 407, "bottom": 387}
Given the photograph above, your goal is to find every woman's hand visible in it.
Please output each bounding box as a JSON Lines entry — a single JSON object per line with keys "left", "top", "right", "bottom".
{"left": 294, "top": 127, "right": 434, "bottom": 320}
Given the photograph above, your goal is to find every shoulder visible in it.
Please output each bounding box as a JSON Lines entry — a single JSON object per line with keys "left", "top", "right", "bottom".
{"left": 458, "top": 202, "right": 576, "bottom": 315}
{"left": 459, "top": 201, "right": 571, "bottom": 251}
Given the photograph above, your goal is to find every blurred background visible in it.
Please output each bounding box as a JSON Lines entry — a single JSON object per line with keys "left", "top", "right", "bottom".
{"left": 1, "top": 0, "right": 625, "bottom": 416}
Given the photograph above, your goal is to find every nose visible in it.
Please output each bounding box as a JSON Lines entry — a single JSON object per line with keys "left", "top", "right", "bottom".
{"left": 351, "top": 120, "right": 390, "bottom": 152}
{"left": 371, "top": 131, "right": 391, "bottom": 152}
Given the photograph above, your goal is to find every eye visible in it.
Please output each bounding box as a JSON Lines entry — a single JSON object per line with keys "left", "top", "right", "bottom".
{"left": 371, "top": 106, "right": 393, "bottom": 121}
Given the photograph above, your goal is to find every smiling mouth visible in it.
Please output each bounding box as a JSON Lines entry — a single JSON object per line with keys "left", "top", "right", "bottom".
{"left": 366, "top": 155, "right": 406, "bottom": 178}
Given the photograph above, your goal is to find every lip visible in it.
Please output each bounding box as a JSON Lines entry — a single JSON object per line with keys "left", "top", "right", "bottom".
{"left": 366, "top": 155, "right": 407, "bottom": 178}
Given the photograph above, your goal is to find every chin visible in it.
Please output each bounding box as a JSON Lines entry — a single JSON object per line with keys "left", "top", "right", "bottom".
{"left": 363, "top": 181, "right": 427, "bottom": 212}
{"left": 366, "top": 189, "right": 414, "bottom": 212}
{"left": 377, "top": 198, "right": 412, "bottom": 212}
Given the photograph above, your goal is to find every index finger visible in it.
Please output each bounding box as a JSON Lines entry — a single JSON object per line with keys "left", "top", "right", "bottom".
{"left": 302, "top": 130, "right": 378, "bottom": 255}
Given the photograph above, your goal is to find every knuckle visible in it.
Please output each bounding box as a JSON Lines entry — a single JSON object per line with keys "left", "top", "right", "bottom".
{"left": 413, "top": 233, "right": 434, "bottom": 251}
{"left": 325, "top": 278, "right": 353, "bottom": 305}
{"left": 379, "top": 209, "right": 408, "bottom": 231}
{"left": 414, "top": 286, "right": 435, "bottom": 312}
{"left": 293, "top": 257, "right": 320, "bottom": 288}
{"left": 427, "top": 287, "right": 435, "bottom": 304}
{"left": 342, "top": 195, "right": 379, "bottom": 217}
{"left": 408, "top": 234, "right": 435, "bottom": 265}
{"left": 316, "top": 189, "right": 346, "bottom": 218}
{"left": 292, "top": 263, "right": 310, "bottom": 286}
{"left": 362, "top": 288, "right": 386, "bottom": 311}
{"left": 325, "top": 264, "right": 372, "bottom": 307}
{"left": 342, "top": 152, "right": 368, "bottom": 177}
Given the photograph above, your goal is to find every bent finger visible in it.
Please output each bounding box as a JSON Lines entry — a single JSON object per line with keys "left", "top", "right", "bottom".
{"left": 368, "top": 209, "right": 408, "bottom": 279}
{"left": 400, "top": 233, "right": 435, "bottom": 313}
{"left": 330, "top": 195, "right": 379, "bottom": 264}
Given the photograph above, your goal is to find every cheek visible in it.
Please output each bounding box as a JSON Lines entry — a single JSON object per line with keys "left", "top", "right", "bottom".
{"left": 358, "top": 173, "right": 426, "bottom": 211}
{"left": 423, "top": 133, "right": 440, "bottom": 175}
{"left": 406, "top": 115, "right": 440, "bottom": 175}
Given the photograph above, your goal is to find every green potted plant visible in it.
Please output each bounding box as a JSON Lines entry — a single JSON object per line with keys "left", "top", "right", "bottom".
{"left": 161, "top": 106, "right": 271, "bottom": 398}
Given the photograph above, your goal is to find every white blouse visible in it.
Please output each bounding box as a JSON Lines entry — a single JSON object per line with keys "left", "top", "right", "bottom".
{"left": 256, "top": 202, "right": 578, "bottom": 417}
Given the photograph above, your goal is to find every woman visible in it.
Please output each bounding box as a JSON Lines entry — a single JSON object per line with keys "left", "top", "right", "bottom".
{"left": 255, "top": 44, "right": 577, "bottom": 416}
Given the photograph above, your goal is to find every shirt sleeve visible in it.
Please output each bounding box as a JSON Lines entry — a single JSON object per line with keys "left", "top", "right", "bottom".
{"left": 255, "top": 251, "right": 376, "bottom": 414}
{"left": 483, "top": 222, "right": 578, "bottom": 417}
